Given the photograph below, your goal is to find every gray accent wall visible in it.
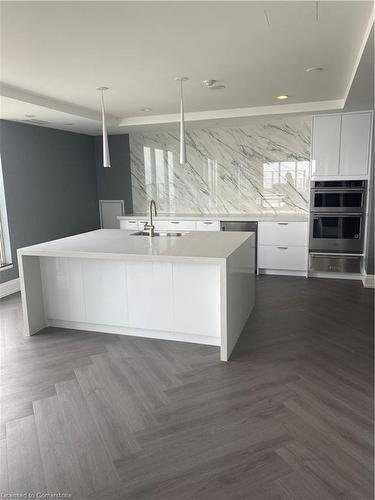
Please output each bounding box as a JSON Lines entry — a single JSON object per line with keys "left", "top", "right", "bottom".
{"left": 94, "top": 135, "right": 133, "bottom": 215}
{"left": 0, "top": 120, "right": 100, "bottom": 283}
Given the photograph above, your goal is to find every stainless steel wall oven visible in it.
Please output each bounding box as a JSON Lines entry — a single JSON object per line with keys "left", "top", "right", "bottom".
{"left": 310, "top": 180, "right": 367, "bottom": 213}
{"left": 309, "top": 213, "right": 364, "bottom": 253}
{"left": 309, "top": 180, "right": 366, "bottom": 271}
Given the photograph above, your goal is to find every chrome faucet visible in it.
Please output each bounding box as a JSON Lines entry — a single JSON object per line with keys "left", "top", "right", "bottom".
{"left": 144, "top": 199, "right": 157, "bottom": 237}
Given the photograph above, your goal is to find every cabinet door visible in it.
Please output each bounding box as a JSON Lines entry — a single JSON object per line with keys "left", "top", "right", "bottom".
{"left": 82, "top": 260, "right": 128, "bottom": 326}
{"left": 126, "top": 262, "right": 173, "bottom": 331}
{"left": 196, "top": 220, "right": 220, "bottom": 231}
{"left": 155, "top": 220, "right": 196, "bottom": 231}
{"left": 258, "top": 246, "right": 306, "bottom": 271}
{"left": 311, "top": 115, "right": 341, "bottom": 177}
{"left": 340, "top": 112, "right": 372, "bottom": 177}
{"left": 40, "top": 257, "right": 85, "bottom": 321}
{"left": 120, "top": 219, "right": 138, "bottom": 230}
{"left": 258, "top": 222, "right": 307, "bottom": 247}
{"left": 173, "top": 263, "right": 220, "bottom": 337}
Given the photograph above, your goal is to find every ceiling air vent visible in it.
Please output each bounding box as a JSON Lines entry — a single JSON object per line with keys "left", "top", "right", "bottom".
{"left": 20, "top": 118, "right": 51, "bottom": 125}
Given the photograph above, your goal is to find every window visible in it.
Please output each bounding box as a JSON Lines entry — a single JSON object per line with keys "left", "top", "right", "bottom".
{"left": 143, "top": 146, "right": 176, "bottom": 212}
{"left": 0, "top": 158, "right": 12, "bottom": 268}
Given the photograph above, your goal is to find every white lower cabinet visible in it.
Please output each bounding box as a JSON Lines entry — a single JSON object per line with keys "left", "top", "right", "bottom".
{"left": 258, "top": 245, "right": 306, "bottom": 271}
{"left": 173, "top": 263, "right": 221, "bottom": 337}
{"left": 258, "top": 221, "right": 307, "bottom": 273}
{"left": 155, "top": 220, "right": 197, "bottom": 232}
{"left": 196, "top": 220, "right": 220, "bottom": 231}
{"left": 126, "top": 261, "right": 174, "bottom": 331}
{"left": 40, "top": 256, "right": 222, "bottom": 343}
{"left": 120, "top": 219, "right": 139, "bottom": 230}
{"left": 82, "top": 259, "right": 128, "bottom": 326}
{"left": 41, "top": 257, "right": 85, "bottom": 322}
{"left": 258, "top": 221, "right": 307, "bottom": 247}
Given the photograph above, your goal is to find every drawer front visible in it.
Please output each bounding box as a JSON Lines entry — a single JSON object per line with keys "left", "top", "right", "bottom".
{"left": 196, "top": 220, "right": 220, "bottom": 231}
{"left": 259, "top": 222, "right": 307, "bottom": 246}
{"left": 259, "top": 245, "right": 307, "bottom": 271}
{"left": 120, "top": 219, "right": 139, "bottom": 230}
{"left": 155, "top": 220, "right": 197, "bottom": 231}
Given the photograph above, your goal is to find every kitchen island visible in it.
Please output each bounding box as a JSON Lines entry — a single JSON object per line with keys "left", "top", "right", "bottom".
{"left": 17, "top": 229, "right": 255, "bottom": 361}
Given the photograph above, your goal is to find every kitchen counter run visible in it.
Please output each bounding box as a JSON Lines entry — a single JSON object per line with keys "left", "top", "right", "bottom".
{"left": 117, "top": 213, "right": 308, "bottom": 222}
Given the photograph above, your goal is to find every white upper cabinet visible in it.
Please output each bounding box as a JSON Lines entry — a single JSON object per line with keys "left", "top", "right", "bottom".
{"left": 311, "top": 111, "right": 373, "bottom": 179}
{"left": 312, "top": 115, "right": 341, "bottom": 178}
{"left": 340, "top": 112, "right": 372, "bottom": 177}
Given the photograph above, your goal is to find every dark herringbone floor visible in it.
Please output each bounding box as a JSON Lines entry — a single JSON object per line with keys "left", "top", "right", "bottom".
{"left": 0, "top": 276, "right": 373, "bottom": 499}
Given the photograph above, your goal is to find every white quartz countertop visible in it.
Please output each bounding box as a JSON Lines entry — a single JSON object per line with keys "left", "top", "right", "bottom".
{"left": 18, "top": 229, "right": 254, "bottom": 263}
{"left": 117, "top": 213, "right": 308, "bottom": 222}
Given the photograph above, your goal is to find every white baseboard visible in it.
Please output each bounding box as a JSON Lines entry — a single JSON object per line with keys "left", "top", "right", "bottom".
{"left": 258, "top": 269, "right": 307, "bottom": 277}
{"left": 46, "top": 319, "right": 221, "bottom": 346}
{"left": 362, "top": 273, "right": 375, "bottom": 288}
{"left": 0, "top": 278, "right": 20, "bottom": 299}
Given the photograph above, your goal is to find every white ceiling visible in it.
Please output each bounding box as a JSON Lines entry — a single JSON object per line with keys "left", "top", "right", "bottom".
{"left": 0, "top": 1, "right": 374, "bottom": 134}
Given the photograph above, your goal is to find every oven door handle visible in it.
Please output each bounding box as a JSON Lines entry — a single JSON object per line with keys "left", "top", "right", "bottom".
{"left": 309, "top": 253, "right": 360, "bottom": 259}
{"left": 312, "top": 188, "right": 365, "bottom": 193}
{"left": 311, "top": 213, "right": 363, "bottom": 217}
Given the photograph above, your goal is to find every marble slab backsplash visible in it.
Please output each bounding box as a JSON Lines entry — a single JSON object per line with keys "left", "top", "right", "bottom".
{"left": 129, "top": 115, "right": 311, "bottom": 215}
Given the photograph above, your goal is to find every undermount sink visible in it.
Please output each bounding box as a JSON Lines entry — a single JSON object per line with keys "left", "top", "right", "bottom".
{"left": 131, "top": 231, "right": 184, "bottom": 237}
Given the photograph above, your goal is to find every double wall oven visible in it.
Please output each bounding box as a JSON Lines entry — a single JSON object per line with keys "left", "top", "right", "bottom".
{"left": 309, "top": 180, "right": 367, "bottom": 273}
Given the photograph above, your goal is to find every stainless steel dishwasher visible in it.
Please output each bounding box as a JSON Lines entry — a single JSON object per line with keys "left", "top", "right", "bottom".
{"left": 220, "top": 221, "right": 258, "bottom": 272}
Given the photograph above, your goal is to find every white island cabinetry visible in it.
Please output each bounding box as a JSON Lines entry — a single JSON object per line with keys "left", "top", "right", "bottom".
{"left": 18, "top": 229, "right": 255, "bottom": 361}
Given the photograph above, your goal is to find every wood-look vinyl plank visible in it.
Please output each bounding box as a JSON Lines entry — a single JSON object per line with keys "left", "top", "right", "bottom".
{"left": 293, "top": 363, "right": 373, "bottom": 420}
{"left": 89, "top": 352, "right": 157, "bottom": 431}
{"left": 116, "top": 420, "right": 290, "bottom": 492}
{"left": 277, "top": 442, "right": 372, "bottom": 500}
{"left": 275, "top": 470, "right": 338, "bottom": 500}
{"left": 33, "top": 395, "right": 87, "bottom": 499}
{"left": 279, "top": 411, "right": 374, "bottom": 496}
{"left": 74, "top": 364, "right": 141, "bottom": 460}
{"left": 287, "top": 382, "right": 373, "bottom": 447}
{"left": 0, "top": 438, "right": 8, "bottom": 493}
{"left": 54, "top": 379, "right": 121, "bottom": 497}
{"left": 6, "top": 415, "right": 47, "bottom": 495}
{"left": 104, "top": 344, "right": 169, "bottom": 409}
{"left": 283, "top": 398, "right": 372, "bottom": 470}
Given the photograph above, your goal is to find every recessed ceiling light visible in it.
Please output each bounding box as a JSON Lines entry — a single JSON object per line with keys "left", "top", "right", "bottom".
{"left": 140, "top": 107, "right": 152, "bottom": 112}
{"left": 276, "top": 95, "right": 289, "bottom": 100}
{"left": 305, "top": 67, "right": 324, "bottom": 73}
{"left": 208, "top": 85, "right": 226, "bottom": 90}
{"left": 203, "top": 80, "right": 226, "bottom": 90}
{"left": 25, "top": 114, "right": 35, "bottom": 118}
{"left": 203, "top": 79, "right": 217, "bottom": 87}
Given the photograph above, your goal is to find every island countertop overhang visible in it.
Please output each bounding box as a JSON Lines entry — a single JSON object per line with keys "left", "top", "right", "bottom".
{"left": 17, "top": 229, "right": 255, "bottom": 264}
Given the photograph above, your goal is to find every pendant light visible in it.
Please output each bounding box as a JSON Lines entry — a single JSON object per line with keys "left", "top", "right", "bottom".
{"left": 96, "top": 86, "right": 111, "bottom": 168}
{"left": 174, "top": 77, "right": 189, "bottom": 165}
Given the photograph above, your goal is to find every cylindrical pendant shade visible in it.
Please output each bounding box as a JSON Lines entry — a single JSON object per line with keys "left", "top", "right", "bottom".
{"left": 179, "top": 87, "right": 186, "bottom": 165}
{"left": 175, "top": 77, "right": 188, "bottom": 165}
{"left": 98, "top": 87, "right": 111, "bottom": 168}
